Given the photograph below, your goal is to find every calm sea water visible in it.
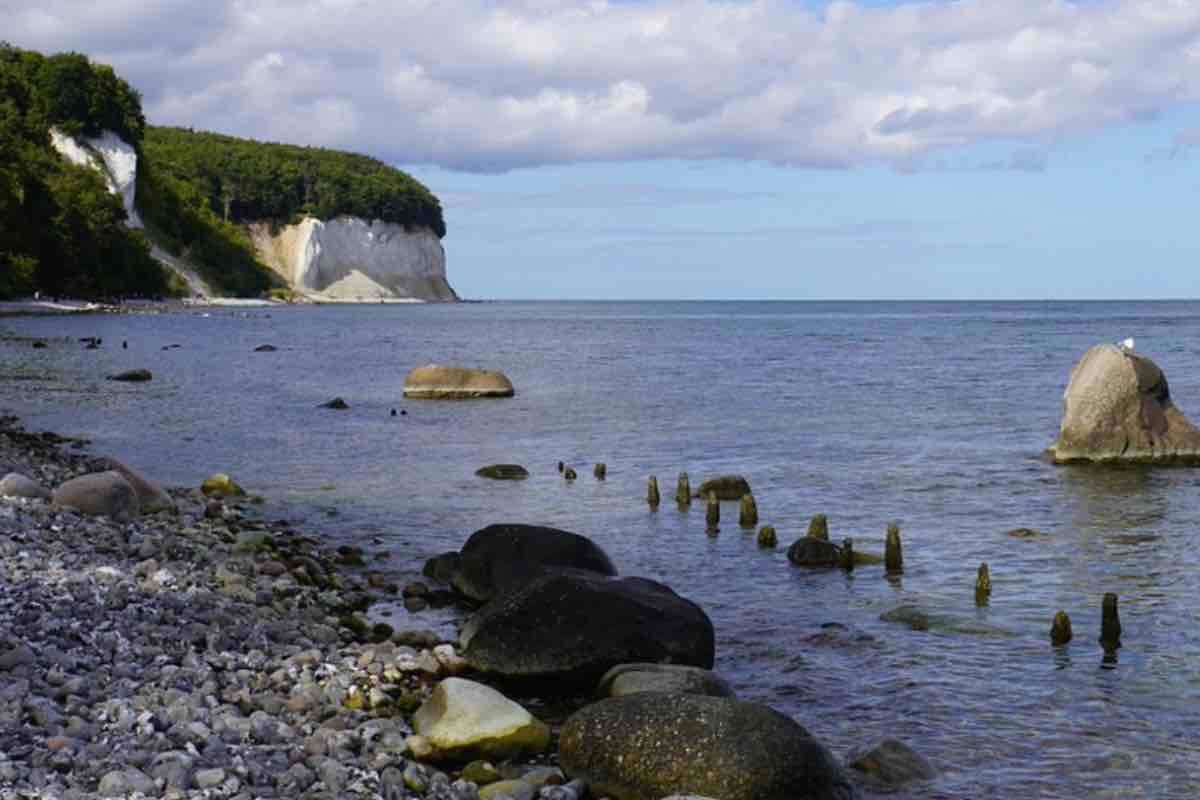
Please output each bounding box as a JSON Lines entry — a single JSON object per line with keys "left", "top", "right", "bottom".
{"left": 4, "top": 300, "right": 1200, "bottom": 798}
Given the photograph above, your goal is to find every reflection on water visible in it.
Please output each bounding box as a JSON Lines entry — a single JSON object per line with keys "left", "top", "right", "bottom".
{"left": 4, "top": 301, "right": 1200, "bottom": 797}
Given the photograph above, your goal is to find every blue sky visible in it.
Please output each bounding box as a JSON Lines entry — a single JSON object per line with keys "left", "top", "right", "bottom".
{"left": 8, "top": 0, "right": 1200, "bottom": 299}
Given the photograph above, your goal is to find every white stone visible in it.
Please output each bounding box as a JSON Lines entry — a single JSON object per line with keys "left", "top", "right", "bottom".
{"left": 248, "top": 217, "right": 456, "bottom": 302}
{"left": 50, "top": 128, "right": 142, "bottom": 227}
{"left": 410, "top": 677, "right": 550, "bottom": 762}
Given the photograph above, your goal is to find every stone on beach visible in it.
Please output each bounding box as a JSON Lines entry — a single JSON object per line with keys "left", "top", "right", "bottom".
{"left": 597, "top": 663, "right": 736, "bottom": 699}
{"left": 403, "top": 364, "right": 515, "bottom": 399}
{"left": 52, "top": 471, "right": 139, "bottom": 519}
{"left": 1048, "top": 343, "right": 1200, "bottom": 463}
{"left": 426, "top": 523, "right": 617, "bottom": 603}
{"left": 693, "top": 474, "right": 751, "bottom": 500}
{"left": 409, "top": 677, "right": 550, "bottom": 763}
{"left": 560, "top": 693, "right": 855, "bottom": 800}
{"left": 460, "top": 571, "right": 715, "bottom": 690}
{"left": 201, "top": 472, "right": 245, "bottom": 498}
{"left": 0, "top": 472, "right": 51, "bottom": 500}
{"left": 92, "top": 456, "right": 174, "bottom": 513}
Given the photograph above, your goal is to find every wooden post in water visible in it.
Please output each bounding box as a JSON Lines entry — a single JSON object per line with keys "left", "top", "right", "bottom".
{"left": 1051, "top": 610, "right": 1073, "bottom": 645}
{"left": 1100, "top": 593, "right": 1121, "bottom": 650}
{"left": 594, "top": 463, "right": 607, "bottom": 480}
{"left": 557, "top": 461, "right": 564, "bottom": 474}
{"left": 885, "top": 523, "right": 903, "bottom": 574}
{"left": 808, "top": 514, "right": 829, "bottom": 541}
{"left": 739, "top": 494, "right": 758, "bottom": 528}
{"left": 563, "top": 467, "right": 577, "bottom": 481}
{"left": 705, "top": 491, "right": 720, "bottom": 531}
{"left": 975, "top": 563, "right": 991, "bottom": 606}
{"left": 676, "top": 472, "right": 691, "bottom": 507}
{"left": 841, "top": 538, "right": 855, "bottom": 571}
{"left": 757, "top": 525, "right": 777, "bottom": 548}
{"left": 647, "top": 476, "right": 661, "bottom": 509}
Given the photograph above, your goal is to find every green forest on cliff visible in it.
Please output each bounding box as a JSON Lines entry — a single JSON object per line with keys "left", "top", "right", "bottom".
{"left": 0, "top": 44, "right": 446, "bottom": 299}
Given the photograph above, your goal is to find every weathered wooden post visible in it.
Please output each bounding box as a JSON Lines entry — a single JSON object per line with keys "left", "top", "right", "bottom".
{"left": 676, "top": 472, "right": 691, "bottom": 507}
{"left": 841, "top": 538, "right": 855, "bottom": 571}
{"left": 647, "top": 476, "right": 660, "bottom": 509}
{"left": 884, "top": 522, "right": 903, "bottom": 574}
{"left": 1100, "top": 593, "right": 1121, "bottom": 650}
{"left": 739, "top": 494, "right": 758, "bottom": 528}
{"left": 594, "top": 463, "right": 607, "bottom": 480}
{"left": 557, "top": 461, "right": 564, "bottom": 474}
{"left": 808, "top": 514, "right": 829, "bottom": 541}
{"left": 975, "top": 563, "right": 991, "bottom": 605}
{"left": 757, "top": 525, "right": 777, "bottom": 548}
{"left": 1050, "top": 610, "right": 1073, "bottom": 645}
{"left": 705, "top": 491, "right": 720, "bottom": 530}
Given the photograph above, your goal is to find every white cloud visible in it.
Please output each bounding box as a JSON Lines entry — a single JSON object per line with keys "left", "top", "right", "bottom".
{"left": 7, "top": 0, "right": 1200, "bottom": 172}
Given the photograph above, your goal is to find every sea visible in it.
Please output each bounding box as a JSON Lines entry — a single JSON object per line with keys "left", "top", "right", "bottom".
{"left": 3, "top": 300, "right": 1200, "bottom": 799}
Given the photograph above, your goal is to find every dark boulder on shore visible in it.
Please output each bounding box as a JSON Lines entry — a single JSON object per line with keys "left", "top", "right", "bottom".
{"left": 459, "top": 571, "right": 715, "bottom": 690}
{"left": 693, "top": 474, "right": 751, "bottom": 500}
{"left": 52, "top": 471, "right": 139, "bottom": 520}
{"left": 425, "top": 523, "right": 617, "bottom": 603}
{"left": 560, "top": 693, "right": 856, "bottom": 800}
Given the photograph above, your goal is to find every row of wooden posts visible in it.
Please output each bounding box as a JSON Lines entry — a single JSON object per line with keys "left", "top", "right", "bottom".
{"left": 644, "top": 470, "right": 1123, "bottom": 651}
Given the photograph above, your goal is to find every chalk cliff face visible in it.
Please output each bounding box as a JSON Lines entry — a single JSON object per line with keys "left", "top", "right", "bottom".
{"left": 248, "top": 217, "right": 457, "bottom": 302}
{"left": 49, "top": 128, "right": 143, "bottom": 228}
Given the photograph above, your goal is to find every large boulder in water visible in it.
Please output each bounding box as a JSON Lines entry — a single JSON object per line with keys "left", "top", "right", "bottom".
{"left": 459, "top": 572, "right": 715, "bottom": 691}
{"left": 427, "top": 523, "right": 617, "bottom": 603}
{"left": 403, "top": 365, "right": 514, "bottom": 399}
{"left": 560, "top": 693, "right": 856, "bottom": 800}
{"left": 1048, "top": 344, "right": 1200, "bottom": 463}
{"left": 787, "top": 536, "right": 844, "bottom": 567}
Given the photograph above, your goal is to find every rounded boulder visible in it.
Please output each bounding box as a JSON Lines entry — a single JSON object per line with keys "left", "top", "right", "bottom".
{"left": 560, "top": 693, "right": 856, "bottom": 800}
{"left": 410, "top": 678, "right": 549, "bottom": 763}
{"left": 597, "top": 663, "right": 735, "bottom": 699}
{"left": 1049, "top": 343, "right": 1200, "bottom": 463}
{"left": 0, "top": 473, "right": 51, "bottom": 501}
{"left": 92, "top": 457, "right": 174, "bottom": 513}
{"left": 460, "top": 571, "right": 714, "bottom": 691}
{"left": 52, "top": 471, "right": 138, "bottom": 520}
{"left": 475, "top": 464, "right": 530, "bottom": 480}
{"left": 787, "top": 536, "right": 844, "bottom": 567}
{"left": 441, "top": 523, "right": 617, "bottom": 603}
{"left": 403, "top": 365, "right": 514, "bottom": 399}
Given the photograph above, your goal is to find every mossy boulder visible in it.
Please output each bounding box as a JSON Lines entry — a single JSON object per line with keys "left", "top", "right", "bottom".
{"left": 693, "top": 475, "right": 751, "bottom": 500}
{"left": 787, "top": 536, "right": 843, "bottom": 567}
{"left": 201, "top": 473, "right": 245, "bottom": 498}
{"left": 560, "top": 694, "right": 855, "bottom": 800}
{"left": 475, "top": 464, "right": 529, "bottom": 480}
{"left": 403, "top": 365, "right": 515, "bottom": 399}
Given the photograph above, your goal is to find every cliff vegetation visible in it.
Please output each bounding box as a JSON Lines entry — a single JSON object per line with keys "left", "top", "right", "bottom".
{"left": 0, "top": 44, "right": 447, "bottom": 300}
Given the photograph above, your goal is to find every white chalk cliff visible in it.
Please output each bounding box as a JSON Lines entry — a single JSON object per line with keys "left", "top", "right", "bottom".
{"left": 249, "top": 217, "right": 458, "bottom": 302}
{"left": 50, "top": 128, "right": 143, "bottom": 228}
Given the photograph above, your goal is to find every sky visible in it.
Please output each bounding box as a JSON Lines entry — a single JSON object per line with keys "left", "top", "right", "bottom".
{"left": 7, "top": 0, "right": 1200, "bottom": 299}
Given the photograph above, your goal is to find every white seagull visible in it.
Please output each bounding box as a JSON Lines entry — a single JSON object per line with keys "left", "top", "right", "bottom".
{"left": 1120, "top": 337, "right": 1135, "bottom": 352}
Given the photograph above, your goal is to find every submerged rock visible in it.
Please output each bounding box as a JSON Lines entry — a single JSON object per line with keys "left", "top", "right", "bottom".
{"left": 1048, "top": 343, "right": 1200, "bottom": 463}
{"left": 846, "top": 738, "right": 936, "bottom": 788}
{"left": 403, "top": 365, "right": 514, "bottom": 399}
{"left": 321, "top": 397, "right": 350, "bottom": 409}
{"left": 787, "top": 536, "right": 844, "bottom": 567}
{"left": 475, "top": 464, "right": 530, "bottom": 480}
{"left": 460, "top": 572, "right": 714, "bottom": 690}
{"left": 106, "top": 368, "right": 152, "bottom": 382}
{"left": 560, "top": 694, "right": 855, "bottom": 800}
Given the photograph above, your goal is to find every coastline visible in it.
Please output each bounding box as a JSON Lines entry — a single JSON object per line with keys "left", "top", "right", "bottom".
{"left": 0, "top": 414, "right": 568, "bottom": 800}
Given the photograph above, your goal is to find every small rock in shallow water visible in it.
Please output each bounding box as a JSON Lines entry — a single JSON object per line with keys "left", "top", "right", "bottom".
{"left": 106, "top": 368, "right": 152, "bottom": 382}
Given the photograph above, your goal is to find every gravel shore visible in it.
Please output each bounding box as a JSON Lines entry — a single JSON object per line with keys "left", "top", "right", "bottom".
{"left": 0, "top": 415, "right": 567, "bottom": 800}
